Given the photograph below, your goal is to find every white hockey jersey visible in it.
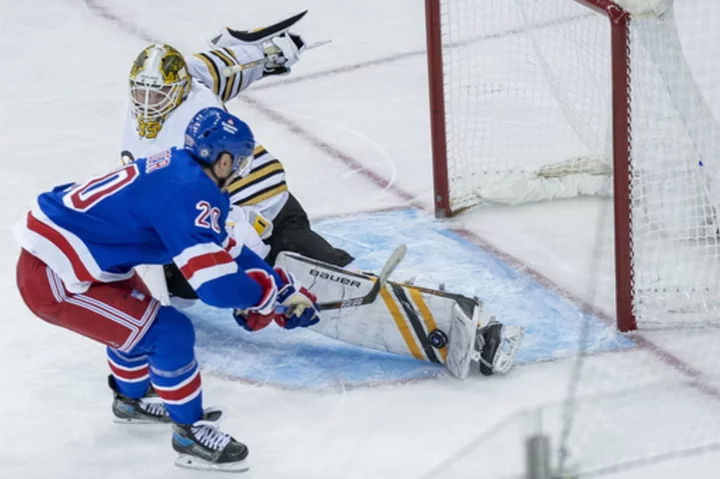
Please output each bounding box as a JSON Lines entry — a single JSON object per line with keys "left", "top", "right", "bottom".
{"left": 121, "top": 44, "right": 289, "bottom": 222}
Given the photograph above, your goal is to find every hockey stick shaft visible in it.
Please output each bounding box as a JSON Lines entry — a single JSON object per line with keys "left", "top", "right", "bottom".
{"left": 317, "top": 244, "right": 407, "bottom": 311}
{"left": 273, "top": 244, "right": 407, "bottom": 314}
{"left": 221, "top": 40, "right": 332, "bottom": 78}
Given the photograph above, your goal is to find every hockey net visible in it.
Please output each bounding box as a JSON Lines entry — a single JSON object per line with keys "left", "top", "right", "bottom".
{"left": 425, "top": 0, "right": 720, "bottom": 475}
{"left": 426, "top": 0, "right": 720, "bottom": 331}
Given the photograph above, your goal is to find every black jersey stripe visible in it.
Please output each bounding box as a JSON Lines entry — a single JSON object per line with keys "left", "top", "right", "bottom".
{"left": 235, "top": 182, "right": 288, "bottom": 206}
{"left": 221, "top": 47, "right": 243, "bottom": 97}
{"left": 248, "top": 157, "right": 279, "bottom": 175}
{"left": 223, "top": 47, "right": 239, "bottom": 63}
{"left": 229, "top": 170, "right": 285, "bottom": 196}
{"left": 209, "top": 50, "right": 235, "bottom": 102}
{"left": 227, "top": 162, "right": 284, "bottom": 193}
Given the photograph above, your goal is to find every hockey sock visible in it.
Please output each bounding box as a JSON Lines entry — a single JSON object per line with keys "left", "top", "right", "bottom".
{"left": 135, "top": 306, "right": 203, "bottom": 424}
{"left": 107, "top": 348, "right": 150, "bottom": 399}
{"left": 150, "top": 360, "right": 202, "bottom": 425}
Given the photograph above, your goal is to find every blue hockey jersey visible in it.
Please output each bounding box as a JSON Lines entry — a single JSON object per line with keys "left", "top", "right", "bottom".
{"left": 17, "top": 147, "right": 281, "bottom": 310}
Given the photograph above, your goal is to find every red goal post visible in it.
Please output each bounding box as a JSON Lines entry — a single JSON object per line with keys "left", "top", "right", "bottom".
{"left": 424, "top": 0, "right": 720, "bottom": 332}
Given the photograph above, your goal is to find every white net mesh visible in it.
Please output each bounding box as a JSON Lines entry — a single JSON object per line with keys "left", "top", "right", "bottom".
{"left": 433, "top": 0, "right": 720, "bottom": 474}
{"left": 439, "top": 0, "right": 613, "bottom": 210}
{"left": 626, "top": 3, "right": 720, "bottom": 326}
{"left": 436, "top": 0, "right": 720, "bottom": 328}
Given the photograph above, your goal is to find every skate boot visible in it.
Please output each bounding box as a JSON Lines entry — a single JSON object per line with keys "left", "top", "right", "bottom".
{"left": 474, "top": 319, "right": 525, "bottom": 376}
{"left": 109, "top": 375, "right": 171, "bottom": 424}
{"left": 172, "top": 420, "right": 249, "bottom": 472}
{"left": 109, "top": 375, "right": 223, "bottom": 424}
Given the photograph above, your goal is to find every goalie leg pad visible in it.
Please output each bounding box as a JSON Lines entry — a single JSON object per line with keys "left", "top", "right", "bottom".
{"left": 444, "top": 302, "right": 480, "bottom": 378}
{"left": 275, "top": 251, "right": 524, "bottom": 377}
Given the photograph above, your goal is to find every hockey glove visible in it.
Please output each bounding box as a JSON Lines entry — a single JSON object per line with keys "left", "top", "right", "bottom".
{"left": 263, "top": 32, "right": 306, "bottom": 76}
{"left": 233, "top": 269, "right": 279, "bottom": 332}
{"left": 249, "top": 210, "right": 273, "bottom": 240}
{"left": 273, "top": 267, "right": 320, "bottom": 329}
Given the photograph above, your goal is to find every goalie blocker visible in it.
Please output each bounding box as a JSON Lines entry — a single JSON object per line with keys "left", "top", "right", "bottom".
{"left": 275, "top": 252, "right": 524, "bottom": 378}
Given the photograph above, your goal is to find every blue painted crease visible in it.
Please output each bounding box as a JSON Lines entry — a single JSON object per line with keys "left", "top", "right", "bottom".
{"left": 183, "top": 208, "right": 634, "bottom": 390}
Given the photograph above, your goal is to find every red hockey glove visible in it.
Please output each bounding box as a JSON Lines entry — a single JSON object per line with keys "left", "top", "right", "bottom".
{"left": 233, "top": 269, "right": 279, "bottom": 332}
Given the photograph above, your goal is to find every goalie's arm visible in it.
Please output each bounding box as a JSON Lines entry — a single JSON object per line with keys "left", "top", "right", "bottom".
{"left": 185, "top": 46, "right": 266, "bottom": 103}
{"left": 186, "top": 13, "right": 309, "bottom": 102}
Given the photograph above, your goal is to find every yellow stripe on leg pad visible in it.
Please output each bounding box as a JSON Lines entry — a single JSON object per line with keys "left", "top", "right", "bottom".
{"left": 409, "top": 288, "right": 447, "bottom": 363}
{"left": 380, "top": 286, "right": 425, "bottom": 361}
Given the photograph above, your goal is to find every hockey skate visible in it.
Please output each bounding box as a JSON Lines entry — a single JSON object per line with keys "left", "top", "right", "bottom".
{"left": 109, "top": 375, "right": 170, "bottom": 424}
{"left": 172, "top": 420, "right": 249, "bottom": 472}
{"left": 442, "top": 298, "right": 524, "bottom": 378}
{"left": 109, "top": 375, "right": 223, "bottom": 425}
{"left": 473, "top": 319, "right": 525, "bottom": 376}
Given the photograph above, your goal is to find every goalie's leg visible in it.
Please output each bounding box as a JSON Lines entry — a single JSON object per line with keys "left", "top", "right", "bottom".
{"left": 274, "top": 250, "right": 525, "bottom": 378}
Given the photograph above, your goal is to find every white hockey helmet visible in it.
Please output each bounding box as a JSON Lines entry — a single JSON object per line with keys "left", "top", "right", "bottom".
{"left": 129, "top": 44, "right": 190, "bottom": 121}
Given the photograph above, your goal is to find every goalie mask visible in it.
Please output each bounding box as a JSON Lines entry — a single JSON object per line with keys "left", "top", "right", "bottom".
{"left": 129, "top": 44, "right": 190, "bottom": 138}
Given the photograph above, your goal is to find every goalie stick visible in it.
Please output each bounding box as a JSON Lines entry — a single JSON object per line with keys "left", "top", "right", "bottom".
{"left": 276, "top": 244, "right": 408, "bottom": 314}
{"left": 214, "top": 9, "right": 331, "bottom": 78}
{"left": 218, "top": 10, "right": 308, "bottom": 45}
{"left": 318, "top": 244, "right": 407, "bottom": 311}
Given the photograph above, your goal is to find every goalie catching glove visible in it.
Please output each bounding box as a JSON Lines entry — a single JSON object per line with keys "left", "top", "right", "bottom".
{"left": 208, "top": 11, "right": 308, "bottom": 77}
{"left": 262, "top": 33, "right": 306, "bottom": 76}
{"left": 233, "top": 267, "right": 320, "bottom": 331}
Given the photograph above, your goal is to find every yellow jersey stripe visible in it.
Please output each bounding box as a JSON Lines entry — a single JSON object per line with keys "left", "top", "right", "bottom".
{"left": 210, "top": 50, "right": 235, "bottom": 102}
{"left": 380, "top": 286, "right": 425, "bottom": 361}
{"left": 227, "top": 162, "right": 284, "bottom": 194}
{"left": 194, "top": 53, "right": 220, "bottom": 96}
{"left": 409, "top": 288, "right": 447, "bottom": 363}
{"left": 221, "top": 48, "right": 243, "bottom": 96}
{"left": 223, "top": 47, "right": 239, "bottom": 62}
{"left": 239, "top": 183, "right": 288, "bottom": 206}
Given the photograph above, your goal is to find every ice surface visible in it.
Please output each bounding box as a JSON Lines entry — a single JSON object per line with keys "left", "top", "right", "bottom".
{"left": 2, "top": 0, "right": 720, "bottom": 478}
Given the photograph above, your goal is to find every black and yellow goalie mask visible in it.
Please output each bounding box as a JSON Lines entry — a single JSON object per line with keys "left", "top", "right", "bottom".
{"left": 129, "top": 44, "right": 190, "bottom": 138}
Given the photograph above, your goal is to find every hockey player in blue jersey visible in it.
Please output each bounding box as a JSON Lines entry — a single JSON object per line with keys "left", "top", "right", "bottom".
{"left": 15, "top": 107, "right": 320, "bottom": 472}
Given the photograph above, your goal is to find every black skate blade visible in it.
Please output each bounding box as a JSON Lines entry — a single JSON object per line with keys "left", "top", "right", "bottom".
{"left": 174, "top": 455, "right": 249, "bottom": 473}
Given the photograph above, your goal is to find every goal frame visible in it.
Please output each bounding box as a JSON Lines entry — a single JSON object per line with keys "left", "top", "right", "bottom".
{"left": 424, "top": 0, "right": 637, "bottom": 331}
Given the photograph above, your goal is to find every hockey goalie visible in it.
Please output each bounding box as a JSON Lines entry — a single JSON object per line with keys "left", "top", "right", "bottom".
{"left": 271, "top": 246, "right": 524, "bottom": 379}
